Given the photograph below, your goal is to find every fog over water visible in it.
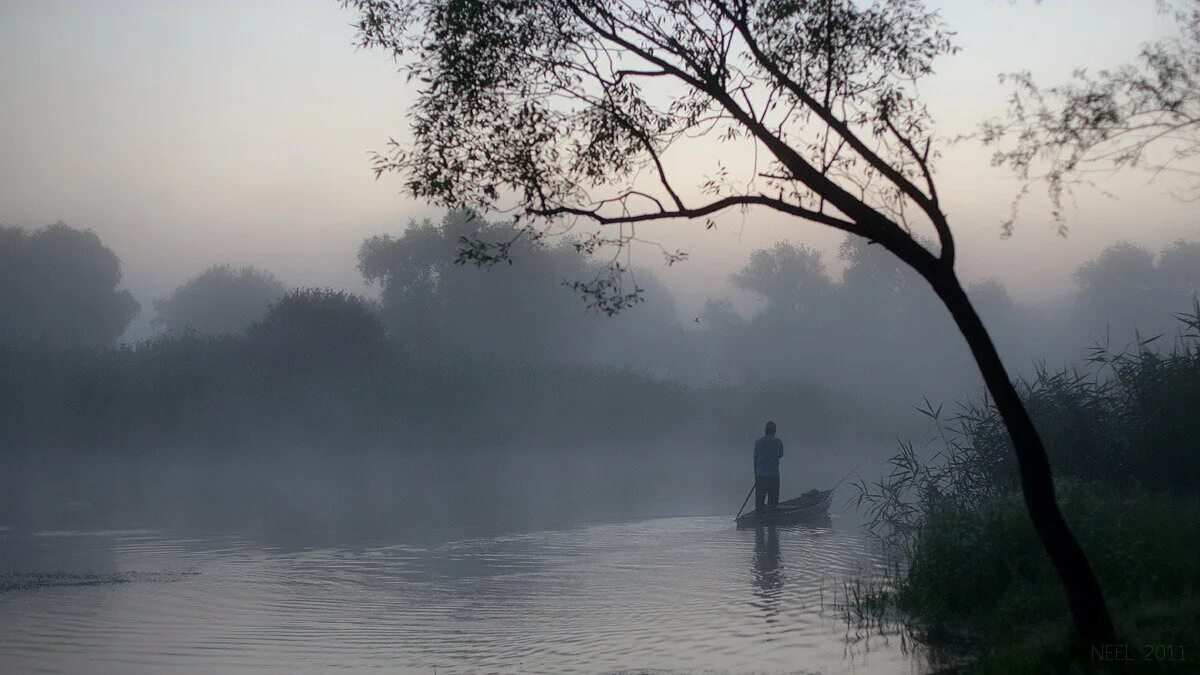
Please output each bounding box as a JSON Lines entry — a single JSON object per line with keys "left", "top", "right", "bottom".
{"left": 0, "top": 210, "right": 1197, "bottom": 671}
{"left": 1, "top": 518, "right": 922, "bottom": 674}
{"left": 3, "top": 0, "right": 1200, "bottom": 672}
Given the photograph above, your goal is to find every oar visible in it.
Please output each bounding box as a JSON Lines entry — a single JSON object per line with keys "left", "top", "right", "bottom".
{"left": 735, "top": 482, "right": 756, "bottom": 518}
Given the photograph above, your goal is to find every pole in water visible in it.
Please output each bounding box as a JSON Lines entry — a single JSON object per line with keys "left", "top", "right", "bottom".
{"left": 735, "top": 483, "right": 756, "bottom": 518}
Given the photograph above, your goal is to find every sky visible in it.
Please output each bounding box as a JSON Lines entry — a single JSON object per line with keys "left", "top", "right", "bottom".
{"left": 2, "top": 0, "right": 1197, "bottom": 339}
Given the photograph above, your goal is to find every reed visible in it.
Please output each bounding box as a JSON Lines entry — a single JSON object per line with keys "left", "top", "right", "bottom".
{"left": 848, "top": 306, "right": 1200, "bottom": 670}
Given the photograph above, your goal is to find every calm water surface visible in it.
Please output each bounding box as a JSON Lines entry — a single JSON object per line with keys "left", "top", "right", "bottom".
{"left": 0, "top": 514, "right": 928, "bottom": 673}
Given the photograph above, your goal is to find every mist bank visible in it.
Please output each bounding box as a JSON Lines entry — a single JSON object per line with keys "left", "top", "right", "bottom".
{"left": 7, "top": 215, "right": 1200, "bottom": 410}
{"left": 3, "top": 214, "right": 1199, "bottom": 456}
{"left": 0, "top": 323, "right": 886, "bottom": 454}
{"left": 0, "top": 437, "right": 883, "bottom": 543}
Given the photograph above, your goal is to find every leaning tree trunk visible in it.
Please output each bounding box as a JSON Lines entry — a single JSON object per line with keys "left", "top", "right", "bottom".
{"left": 927, "top": 265, "right": 1117, "bottom": 650}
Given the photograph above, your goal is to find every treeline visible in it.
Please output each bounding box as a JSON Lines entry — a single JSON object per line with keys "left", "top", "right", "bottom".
{"left": 3, "top": 214, "right": 1199, "bottom": 451}
{"left": 0, "top": 303, "right": 871, "bottom": 450}
{"left": 1, "top": 217, "right": 880, "bottom": 450}
{"left": 702, "top": 236, "right": 1200, "bottom": 403}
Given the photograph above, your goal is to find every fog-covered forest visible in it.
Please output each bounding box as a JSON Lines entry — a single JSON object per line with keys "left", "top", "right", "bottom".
{"left": 3, "top": 213, "right": 1197, "bottom": 453}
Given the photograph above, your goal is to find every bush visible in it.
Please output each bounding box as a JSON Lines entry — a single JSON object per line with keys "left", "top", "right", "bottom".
{"left": 852, "top": 307, "right": 1200, "bottom": 667}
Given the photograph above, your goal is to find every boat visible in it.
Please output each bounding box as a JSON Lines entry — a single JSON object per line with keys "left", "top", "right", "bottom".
{"left": 734, "top": 487, "right": 835, "bottom": 529}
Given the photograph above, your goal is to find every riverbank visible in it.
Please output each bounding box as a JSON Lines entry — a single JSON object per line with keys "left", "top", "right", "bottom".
{"left": 847, "top": 310, "right": 1200, "bottom": 671}
{"left": 872, "top": 486, "right": 1200, "bottom": 672}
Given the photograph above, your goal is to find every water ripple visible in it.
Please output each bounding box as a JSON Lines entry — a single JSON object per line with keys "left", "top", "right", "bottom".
{"left": 0, "top": 517, "right": 924, "bottom": 673}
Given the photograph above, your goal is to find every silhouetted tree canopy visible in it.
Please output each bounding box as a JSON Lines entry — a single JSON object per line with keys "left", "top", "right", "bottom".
{"left": 985, "top": 1, "right": 1200, "bottom": 231}
{"left": 0, "top": 223, "right": 139, "bottom": 348}
{"left": 345, "top": 0, "right": 958, "bottom": 303}
{"left": 247, "top": 288, "right": 389, "bottom": 385}
{"left": 153, "top": 264, "right": 285, "bottom": 336}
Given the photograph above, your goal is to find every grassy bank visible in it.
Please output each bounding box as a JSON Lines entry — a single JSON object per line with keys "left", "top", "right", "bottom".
{"left": 897, "top": 487, "right": 1200, "bottom": 672}
{"left": 849, "top": 308, "right": 1200, "bottom": 671}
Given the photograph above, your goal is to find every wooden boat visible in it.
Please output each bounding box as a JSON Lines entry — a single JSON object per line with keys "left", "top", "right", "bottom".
{"left": 735, "top": 487, "right": 834, "bottom": 529}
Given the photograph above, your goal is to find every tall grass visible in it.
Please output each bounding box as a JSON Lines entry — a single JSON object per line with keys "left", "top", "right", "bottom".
{"left": 850, "top": 304, "right": 1200, "bottom": 669}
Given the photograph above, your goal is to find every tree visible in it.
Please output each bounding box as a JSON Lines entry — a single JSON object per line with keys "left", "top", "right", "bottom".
{"left": 0, "top": 222, "right": 139, "bottom": 348}
{"left": 731, "top": 242, "right": 835, "bottom": 314}
{"left": 343, "top": 0, "right": 1115, "bottom": 645}
{"left": 246, "top": 287, "right": 389, "bottom": 381}
{"left": 1153, "top": 239, "right": 1200, "bottom": 316}
{"left": 153, "top": 264, "right": 285, "bottom": 336}
{"left": 358, "top": 209, "right": 591, "bottom": 358}
{"left": 1070, "top": 240, "right": 1200, "bottom": 348}
{"left": 984, "top": 1, "right": 1200, "bottom": 232}
{"left": 359, "top": 209, "right": 688, "bottom": 373}
{"left": 723, "top": 242, "right": 839, "bottom": 383}
{"left": 244, "top": 288, "right": 392, "bottom": 431}
{"left": 1073, "top": 242, "right": 1157, "bottom": 343}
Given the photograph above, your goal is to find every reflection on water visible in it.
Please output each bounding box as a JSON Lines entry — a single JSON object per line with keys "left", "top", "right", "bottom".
{"left": 0, "top": 517, "right": 929, "bottom": 673}
{"left": 752, "top": 525, "right": 784, "bottom": 623}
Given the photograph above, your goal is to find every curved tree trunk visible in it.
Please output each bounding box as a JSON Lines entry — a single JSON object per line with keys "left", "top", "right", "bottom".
{"left": 926, "top": 266, "right": 1117, "bottom": 650}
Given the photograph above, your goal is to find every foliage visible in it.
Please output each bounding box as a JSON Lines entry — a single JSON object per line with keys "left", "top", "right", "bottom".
{"left": 704, "top": 236, "right": 1027, "bottom": 402}
{"left": 153, "top": 264, "right": 285, "bottom": 336}
{"left": 0, "top": 324, "right": 877, "bottom": 453}
{"left": 1071, "top": 239, "right": 1200, "bottom": 346}
{"left": 244, "top": 288, "right": 393, "bottom": 431}
{"left": 344, "top": 0, "right": 961, "bottom": 306}
{"left": 359, "top": 209, "right": 691, "bottom": 376}
{"left": 0, "top": 223, "right": 139, "bottom": 348}
{"left": 895, "top": 486, "right": 1200, "bottom": 635}
{"left": 851, "top": 308, "right": 1200, "bottom": 663}
{"left": 856, "top": 305, "right": 1200, "bottom": 543}
{"left": 246, "top": 287, "right": 390, "bottom": 379}
{"left": 984, "top": 0, "right": 1200, "bottom": 232}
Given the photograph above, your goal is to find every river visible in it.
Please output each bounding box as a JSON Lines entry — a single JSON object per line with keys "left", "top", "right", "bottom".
{"left": 0, "top": 447, "right": 937, "bottom": 673}
{"left": 0, "top": 519, "right": 940, "bottom": 672}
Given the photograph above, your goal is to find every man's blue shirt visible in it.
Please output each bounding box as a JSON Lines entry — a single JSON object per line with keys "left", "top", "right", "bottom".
{"left": 753, "top": 435, "right": 784, "bottom": 477}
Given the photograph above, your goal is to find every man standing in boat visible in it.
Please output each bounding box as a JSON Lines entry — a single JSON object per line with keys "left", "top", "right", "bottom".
{"left": 753, "top": 421, "right": 784, "bottom": 513}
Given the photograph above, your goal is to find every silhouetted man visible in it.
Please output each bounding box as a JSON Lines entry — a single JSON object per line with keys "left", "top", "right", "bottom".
{"left": 753, "top": 421, "right": 784, "bottom": 514}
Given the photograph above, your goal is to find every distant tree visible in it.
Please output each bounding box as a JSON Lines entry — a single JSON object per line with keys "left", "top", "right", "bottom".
{"left": 731, "top": 242, "right": 835, "bottom": 314}
{"left": 985, "top": 1, "right": 1200, "bottom": 231}
{"left": 717, "top": 237, "right": 981, "bottom": 401}
{"left": 358, "top": 209, "right": 583, "bottom": 358}
{"left": 1071, "top": 240, "right": 1200, "bottom": 346}
{"left": 153, "top": 264, "right": 285, "bottom": 336}
{"left": 698, "top": 297, "right": 748, "bottom": 381}
{"left": 836, "top": 236, "right": 943, "bottom": 333}
{"left": 1073, "top": 242, "right": 1157, "bottom": 341}
{"left": 1153, "top": 239, "right": 1200, "bottom": 313}
{"left": 246, "top": 288, "right": 389, "bottom": 382}
{"left": 0, "top": 222, "right": 139, "bottom": 348}
{"left": 359, "top": 209, "right": 686, "bottom": 372}
{"left": 344, "top": 0, "right": 1114, "bottom": 643}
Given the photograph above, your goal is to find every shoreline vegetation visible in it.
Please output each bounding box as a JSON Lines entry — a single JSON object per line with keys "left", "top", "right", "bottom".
{"left": 4, "top": 218, "right": 1197, "bottom": 456}
{"left": 0, "top": 323, "right": 882, "bottom": 452}
{"left": 847, "top": 307, "right": 1200, "bottom": 672}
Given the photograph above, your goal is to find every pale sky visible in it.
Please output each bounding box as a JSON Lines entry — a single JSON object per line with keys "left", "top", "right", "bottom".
{"left": 2, "top": 0, "right": 1197, "bottom": 337}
